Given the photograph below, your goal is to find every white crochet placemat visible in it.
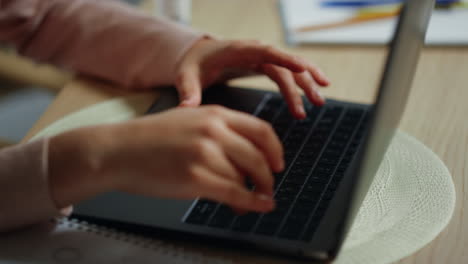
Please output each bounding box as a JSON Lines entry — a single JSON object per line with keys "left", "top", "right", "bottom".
{"left": 32, "top": 95, "right": 456, "bottom": 264}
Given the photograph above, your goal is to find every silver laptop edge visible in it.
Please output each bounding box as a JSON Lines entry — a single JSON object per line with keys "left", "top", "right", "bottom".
{"left": 327, "top": 0, "right": 436, "bottom": 257}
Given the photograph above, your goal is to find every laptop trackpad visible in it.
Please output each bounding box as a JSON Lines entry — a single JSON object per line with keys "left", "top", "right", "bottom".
{"left": 75, "top": 192, "right": 192, "bottom": 230}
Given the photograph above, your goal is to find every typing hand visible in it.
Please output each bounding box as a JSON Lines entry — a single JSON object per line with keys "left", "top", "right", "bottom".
{"left": 175, "top": 38, "right": 330, "bottom": 119}
{"left": 49, "top": 106, "right": 283, "bottom": 213}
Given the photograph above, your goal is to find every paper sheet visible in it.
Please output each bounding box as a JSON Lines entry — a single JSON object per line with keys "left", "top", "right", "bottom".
{"left": 279, "top": 0, "right": 468, "bottom": 45}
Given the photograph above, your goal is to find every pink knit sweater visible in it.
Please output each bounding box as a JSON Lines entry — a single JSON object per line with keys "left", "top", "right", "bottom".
{"left": 0, "top": 0, "right": 201, "bottom": 231}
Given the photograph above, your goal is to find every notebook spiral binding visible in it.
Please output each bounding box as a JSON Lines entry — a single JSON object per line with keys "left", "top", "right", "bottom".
{"left": 54, "top": 217, "right": 233, "bottom": 264}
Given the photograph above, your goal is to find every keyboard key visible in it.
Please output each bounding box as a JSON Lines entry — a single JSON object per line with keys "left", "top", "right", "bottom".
{"left": 308, "top": 133, "right": 329, "bottom": 142}
{"left": 263, "top": 207, "right": 288, "bottom": 221}
{"left": 277, "top": 183, "right": 302, "bottom": 195}
{"left": 232, "top": 213, "right": 260, "bottom": 232}
{"left": 185, "top": 200, "right": 216, "bottom": 225}
{"left": 337, "top": 123, "right": 356, "bottom": 132}
{"left": 185, "top": 213, "right": 206, "bottom": 225}
{"left": 354, "top": 130, "right": 365, "bottom": 141}
{"left": 340, "top": 156, "right": 353, "bottom": 166}
{"left": 284, "top": 149, "right": 298, "bottom": 162}
{"left": 284, "top": 175, "right": 308, "bottom": 185}
{"left": 305, "top": 104, "right": 322, "bottom": 115}
{"left": 302, "top": 216, "right": 323, "bottom": 241}
{"left": 318, "top": 157, "right": 337, "bottom": 165}
{"left": 308, "top": 173, "right": 331, "bottom": 183}
{"left": 327, "top": 180, "right": 340, "bottom": 191}
{"left": 303, "top": 183, "right": 325, "bottom": 194}
{"left": 297, "top": 192, "right": 321, "bottom": 204}
{"left": 333, "top": 172, "right": 346, "bottom": 181}
{"left": 292, "top": 158, "right": 311, "bottom": 167}
{"left": 257, "top": 109, "right": 277, "bottom": 122}
{"left": 314, "top": 165, "right": 335, "bottom": 175}
{"left": 322, "top": 191, "right": 335, "bottom": 201}
{"left": 255, "top": 217, "right": 283, "bottom": 236}
{"left": 268, "top": 97, "right": 284, "bottom": 107}
{"left": 285, "top": 212, "right": 309, "bottom": 224}
{"left": 318, "top": 116, "right": 336, "bottom": 126}
{"left": 322, "top": 148, "right": 343, "bottom": 157}
{"left": 275, "top": 192, "right": 296, "bottom": 204}
{"left": 208, "top": 205, "right": 236, "bottom": 228}
{"left": 276, "top": 108, "right": 294, "bottom": 123}
{"left": 296, "top": 117, "right": 315, "bottom": 127}
{"left": 279, "top": 221, "right": 306, "bottom": 240}
{"left": 288, "top": 166, "right": 310, "bottom": 177}
{"left": 274, "top": 126, "right": 289, "bottom": 140}
{"left": 319, "top": 197, "right": 332, "bottom": 211}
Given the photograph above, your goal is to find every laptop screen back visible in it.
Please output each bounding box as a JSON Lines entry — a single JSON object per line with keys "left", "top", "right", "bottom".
{"left": 343, "top": 0, "right": 436, "bottom": 243}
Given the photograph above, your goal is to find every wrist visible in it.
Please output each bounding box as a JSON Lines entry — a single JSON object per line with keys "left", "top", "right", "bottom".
{"left": 48, "top": 125, "right": 116, "bottom": 209}
{"left": 175, "top": 35, "right": 216, "bottom": 71}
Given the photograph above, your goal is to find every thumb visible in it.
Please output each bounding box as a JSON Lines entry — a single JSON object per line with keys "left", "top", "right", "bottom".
{"left": 175, "top": 68, "right": 202, "bottom": 107}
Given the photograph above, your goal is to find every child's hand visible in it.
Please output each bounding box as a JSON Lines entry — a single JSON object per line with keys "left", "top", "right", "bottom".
{"left": 175, "top": 39, "right": 330, "bottom": 119}
{"left": 49, "top": 106, "right": 283, "bottom": 213}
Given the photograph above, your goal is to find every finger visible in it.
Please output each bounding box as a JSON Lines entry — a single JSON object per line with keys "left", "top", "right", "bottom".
{"left": 261, "top": 64, "right": 306, "bottom": 119}
{"left": 195, "top": 138, "right": 245, "bottom": 185}
{"left": 214, "top": 107, "right": 285, "bottom": 174}
{"left": 196, "top": 168, "right": 275, "bottom": 212}
{"left": 293, "top": 72, "right": 325, "bottom": 106}
{"left": 299, "top": 59, "right": 330, "bottom": 87}
{"left": 175, "top": 66, "right": 202, "bottom": 107}
{"left": 214, "top": 125, "right": 274, "bottom": 196}
{"left": 215, "top": 68, "right": 259, "bottom": 84}
{"left": 223, "top": 42, "right": 306, "bottom": 73}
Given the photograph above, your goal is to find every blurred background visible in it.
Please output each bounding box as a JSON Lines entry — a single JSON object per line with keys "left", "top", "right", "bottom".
{"left": 0, "top": 44, "right": 70, "bottom": 148}
{"left": 0, "top": 0, "right": 154, "bottom": 148}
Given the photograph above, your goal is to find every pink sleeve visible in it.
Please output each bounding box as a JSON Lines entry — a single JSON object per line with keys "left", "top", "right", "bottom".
{"left": 0, "top": 0, "right": 204, "bottom": 231}
{"left": 0, "top": 0, "right": 203, "bottom": 89}
{"left": 0, "top": 139, "right": 71, "bottom": 232}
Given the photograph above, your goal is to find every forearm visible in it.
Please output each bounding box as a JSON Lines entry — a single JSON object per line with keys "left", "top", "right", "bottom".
{"left": 0, "top": 0, "right": 203, "bottom": 89}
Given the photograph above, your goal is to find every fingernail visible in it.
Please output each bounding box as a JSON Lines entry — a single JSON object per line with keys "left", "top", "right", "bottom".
{"left": 296, "top": 105, "right": 306, "bottom": 119}
{"left": 278, "top": 160, "right": 285, "bottom": 172}
{"left": 317, "top": 90, "right": 325, "bottom": 102}
{"left": 256, "top": 197, "right": 275, "bottom": 211}
{"left": 318, "top": 70, "right": 330, "bottom": 84}
{"left": 179, "top": 98, "right": 194, "bottom": 107}
{"left": 257, "top": 193, "right": 273, "bottom": 201}
{"left": 321, "top": 75, "right": 330, "bottom": 85}
{"left": 256, "top": 194, "right": 276, "bottom": 210}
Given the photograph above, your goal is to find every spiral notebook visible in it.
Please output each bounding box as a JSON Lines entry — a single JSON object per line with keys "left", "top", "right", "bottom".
{"left": 0, "top": 218, "right": 232, "bottom": 264}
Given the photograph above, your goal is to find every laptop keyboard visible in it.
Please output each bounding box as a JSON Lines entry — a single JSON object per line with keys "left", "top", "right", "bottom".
{"left": 184, "top": 95, "right": 368, "bottom": 241}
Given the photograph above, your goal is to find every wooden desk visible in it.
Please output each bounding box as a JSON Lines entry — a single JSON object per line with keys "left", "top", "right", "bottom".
{"left": 25, "top": 0, "right": 467, "bottom": 263}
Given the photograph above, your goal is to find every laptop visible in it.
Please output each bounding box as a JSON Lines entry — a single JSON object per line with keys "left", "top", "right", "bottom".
{"left": 73, "top": 0, "right": 435, "bottom": 262}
